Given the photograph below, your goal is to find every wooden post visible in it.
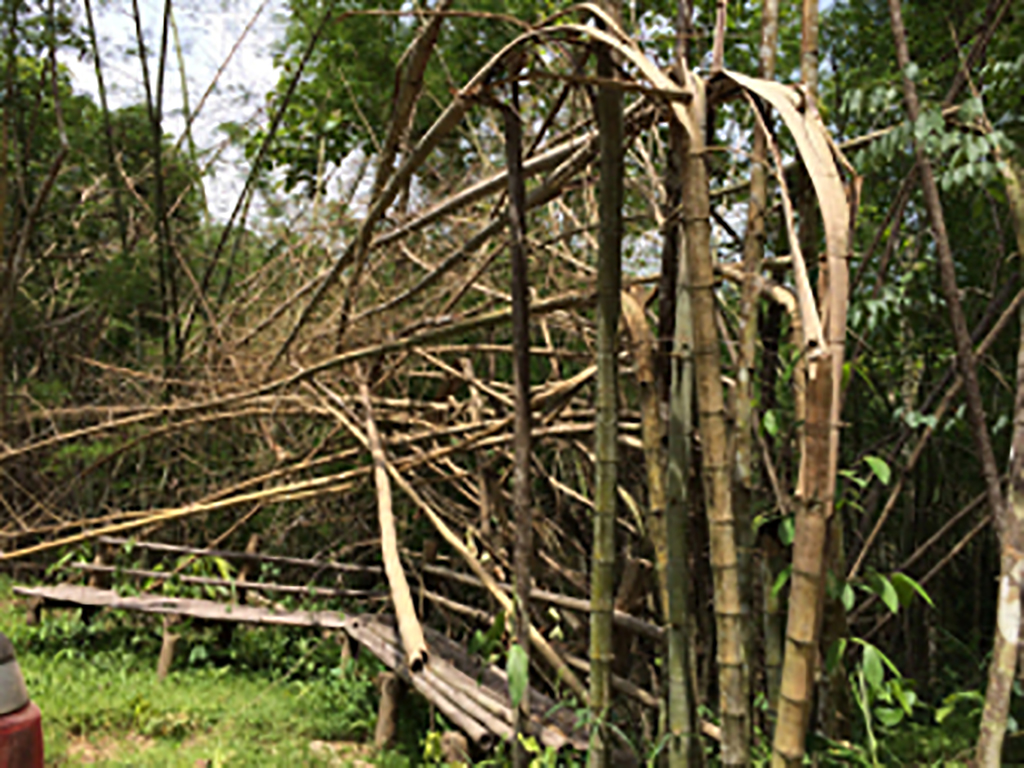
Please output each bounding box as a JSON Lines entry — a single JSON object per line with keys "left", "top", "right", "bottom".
{"left": 157, "top": 616, "right": 179, "bottom": 681}
{"left": 339, "top": 631, "right": 357, "bottom": 667}
{"left": 24, "top": 596, "right": 42, "bottom": 627}
{"left": 374, "top": 671, "right": 404, "bottom": 749}
{"left": 235, "top": 533, "right": 260, "bottom": 606}
{"left": 88, "top": 542, "right": 111, "bottom": 589}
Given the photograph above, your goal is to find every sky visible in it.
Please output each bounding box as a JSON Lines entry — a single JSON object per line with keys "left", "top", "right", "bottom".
{"left": 60, "top": 0, "right": 287, "bottom": 220}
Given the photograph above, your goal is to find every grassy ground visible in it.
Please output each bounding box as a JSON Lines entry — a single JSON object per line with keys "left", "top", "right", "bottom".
{"left": 0, "top": 577, "right": 433, "bottom": 767}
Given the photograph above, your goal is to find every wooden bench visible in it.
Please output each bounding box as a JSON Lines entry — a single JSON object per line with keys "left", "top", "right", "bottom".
{"left": 12, "top": 583, "right": 588, "bottom": 755}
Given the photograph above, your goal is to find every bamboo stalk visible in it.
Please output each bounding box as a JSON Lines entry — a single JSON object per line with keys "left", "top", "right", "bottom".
{"left": 588, "top": 22, "right": 625, "bottom": 767}
{"left": 683, "top": 73, "right": 749, "bottom": 767}
{"left": 361, "top": 378, "right": 428, "bottom": 672}
{"left": 734, "top": 0, "right": 779, "bottom": 726}
{"left": 772, "top": 359, "right": 833, "bottom": 767}
{"left": 665, "top": 118, "right": 703, "bottom": 768}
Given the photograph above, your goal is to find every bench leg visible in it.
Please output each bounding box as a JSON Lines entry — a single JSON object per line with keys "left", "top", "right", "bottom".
{"left": 339, "top": 631, "right": 358, "bottom": 666}
{"left": 157, "top": 616, "right": 179, "bottom": 681}
{"left": 24, "top": 597, "right": 42, "bottom": 627}
{"left": 374, "top": 671, "right": 404, "bottom": 750}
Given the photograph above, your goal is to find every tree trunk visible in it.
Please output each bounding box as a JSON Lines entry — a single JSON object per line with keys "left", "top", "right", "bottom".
{"left": 503, "top": 87, "right": 533, "bottom": 768}
{"left": 976, "top": 158, "right": 1024, "bottom": 767}
{"left": 885, "top": 4, "right": 1007, "bottom": 759}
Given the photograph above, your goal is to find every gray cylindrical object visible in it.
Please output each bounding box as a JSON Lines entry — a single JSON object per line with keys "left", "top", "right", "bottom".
{"left": 0, "top": 632, "right": 30, "bottom": 715}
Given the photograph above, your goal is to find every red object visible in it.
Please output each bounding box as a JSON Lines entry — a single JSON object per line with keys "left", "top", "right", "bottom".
{"left": 0, "top": 701, "right": 44, "bottom": 768}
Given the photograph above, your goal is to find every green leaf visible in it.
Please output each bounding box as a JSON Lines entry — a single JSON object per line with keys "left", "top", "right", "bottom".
{"left": 855, "top": 638, "right": 903, "bottom": 680}
{"left": 863, "top": 644, "right": 884, "bottom": 690}
{"left": 841, "top": 582, "right": 855, "bottom": 612}
{"left": 864, "top": 455, "right": 891, "bottom": 486}
{"left": 839, "top": 468, "right": 868, "bottom": 489}
{"left": 874, "top": 706, "right": 905, "bottom": 727}
{"left": 762, "top": 409, "right": 779, "bottom": 437}
{"left": 507, "top": 643, "right": 529, "bottom": 710}
{"left": 890, "top": 572, "right": 934, "bottom": 608}
{"left": 772, "top": 565, "right": 792, "bottom": 599}
{"left": 213, "top": 557, "right": 234, "bottom": 581}
{"left": 891, "top": 679, "right": 917, "bottom": 714}
{"left": 517, "top": 733, "right": 541, "bottom": 755}
{"left": 873, "top": 573, "right": 900, "bottom": 615}
{"left": 779, "top": 516, "right": 795, "bottom": 546}
{"left": 826, "top": 638, "right": 847, "bottom": 674}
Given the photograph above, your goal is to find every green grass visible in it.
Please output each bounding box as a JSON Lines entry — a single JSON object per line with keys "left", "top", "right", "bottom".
{"left": 0, "top": 577, "right": 432, "bottom": 767}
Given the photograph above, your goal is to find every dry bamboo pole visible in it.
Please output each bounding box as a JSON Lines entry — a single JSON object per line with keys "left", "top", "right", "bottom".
{"left": 419, "top": 562, "right": 663, "bottom": 640}
{"left": 711, "top": 64, "right": 849, "bottom": 768}
{"left": 461, "top": 358, "right": 492, "bottom": 538}
{"left": 347, "top": 617, "right": 494, "bottom": 749}
{"left": 369, "top": 0, "right": 451, "bottom": 203}
{"left": 272, "top": 24, "right": 556, "bottom": 366}
{"left": 800, "top": 0, "right": 851, "bottom": 743}
{"left": 734, "top": 0, "right": 779, "bottom": 722}
{"left": 621, "top": 292, "right": 668, "bottom": 619}
{"left": 682, "top": 74, "right": 749, "bottom": 766}
{"left": 0, "top": 465, "right": 360, "bottom": 562}
{"left": 772, "top": 358, "right": 833, "bottom": 768}
{"left": 588, "top": 16, "right": 625, "bottom": 767}
{"left": 360, "top": 377, "right": 428, "bottom": 673}
{"left": 311, "top": 381, "right": 589, "bottom": 702}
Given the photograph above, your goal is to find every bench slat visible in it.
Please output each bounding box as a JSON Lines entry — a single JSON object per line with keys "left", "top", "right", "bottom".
{"left": 13, "top": 585, "right": 346, "bottom": 629}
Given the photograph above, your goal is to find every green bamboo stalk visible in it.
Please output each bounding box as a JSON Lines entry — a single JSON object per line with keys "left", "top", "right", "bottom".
{"left": 588, "top": 39, "right": 624, "bottom": 768}
{"left": 665, "top": 121, "right": 703, "bottom": 768}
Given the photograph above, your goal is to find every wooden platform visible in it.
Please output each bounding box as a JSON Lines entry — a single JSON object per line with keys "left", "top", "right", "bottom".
{"left": 14, "top": 583, "right": 589, "bottom": 754}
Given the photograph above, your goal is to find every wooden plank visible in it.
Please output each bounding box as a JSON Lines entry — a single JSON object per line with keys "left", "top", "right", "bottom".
{"left": 12, "top": 585, "right": 347, "bottom": 630}
{"left": 97, "top": 536, "right": 662, "bottom": 641}
{"left": 68, "top": 562, "right": 387, "bottom": 600}
{"left": 347, "top": 614, "right": 589, "bottom": 753}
